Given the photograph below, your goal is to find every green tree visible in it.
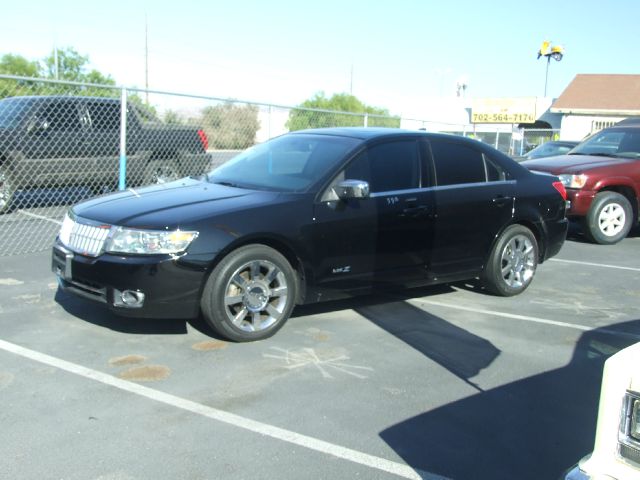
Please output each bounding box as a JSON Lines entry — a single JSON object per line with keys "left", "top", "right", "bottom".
{"left": 0, "top": 54, "right": 42, "bottom": 97}
{"left": 286, "top": 92, "right": 400, "bottom": 131}
{"left": 42, "top": 47, "right": 114, "bottom": 85}
{"left": 40, "top": 47, "right": 116, "bottom": 97}
{"left": 0, "top": 48, "right": 118, "bottom": 99}
{"left": 127, "top": 93, "right": 158, "bottom": 121}
{"left": 201, "top": 103, "right": 260, "bottom": 149}
{"left": 163, "top": 110, "right": 184, "bottom": 125}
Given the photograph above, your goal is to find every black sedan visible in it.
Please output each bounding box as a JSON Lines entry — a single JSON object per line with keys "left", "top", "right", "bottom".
{"left": 52, "top": 128, "right": 568, "bottom": 341}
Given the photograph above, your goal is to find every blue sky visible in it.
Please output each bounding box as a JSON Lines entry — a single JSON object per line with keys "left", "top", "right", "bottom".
{"left": 1, "top": 0, "right": 639, "bottom": 116}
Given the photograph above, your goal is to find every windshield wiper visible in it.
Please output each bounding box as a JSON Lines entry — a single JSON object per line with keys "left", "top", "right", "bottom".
{"left": 212, "top": 180, "right": 243, "bottom": 188}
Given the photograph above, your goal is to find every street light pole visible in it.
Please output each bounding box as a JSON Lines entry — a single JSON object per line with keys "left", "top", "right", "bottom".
{"left": 537, "top": 40, "right": 564, "bottom": 97}
{"left": 544, "top": 56, "right": 550, "bottom": 97}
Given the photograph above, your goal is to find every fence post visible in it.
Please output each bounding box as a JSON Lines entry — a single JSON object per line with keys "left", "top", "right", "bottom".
{"left": 118, "top": 88, "right": 128, "bottom": 191}
{"left": 364, "top": 113, "right": 368, "bottom": 127}
{"left": 495, "top": 131, "right": 499, "bottom": 150}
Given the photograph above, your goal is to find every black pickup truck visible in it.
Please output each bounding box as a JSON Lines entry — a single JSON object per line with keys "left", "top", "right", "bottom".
{"left": 0, "top": 95, "right": 211, "bottom": 212}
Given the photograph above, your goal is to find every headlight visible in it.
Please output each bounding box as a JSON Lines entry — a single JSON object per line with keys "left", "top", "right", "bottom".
{"left": 632, "top": 396, "right": 640, "bottom": 441}
{"left": 58, "top": 213, "right": 74, "bottom": 246}
{"left": 105, "top": 227, "right": 198, "bottom": 254}
{"left": 558, "top": 174, "right": 588, "bottom": 189}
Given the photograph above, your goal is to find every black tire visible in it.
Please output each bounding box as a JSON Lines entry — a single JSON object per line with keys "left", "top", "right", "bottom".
{"left": 583, "top": 191, "right": 633, "bottom": 245}
{"left": 200, "top": 244, "right": 298, "bottom": 342}
{"left": 482, "top": 224, "right": 539, "bottom": 297}
{"left": 0, "top": 166, "right": 15, "bottom": 214}
{"left": 143, "top": 159, "right": 181, "bottom": 186}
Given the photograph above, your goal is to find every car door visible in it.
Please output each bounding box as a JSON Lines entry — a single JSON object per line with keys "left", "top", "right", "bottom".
{"left": 85, "top": 99, "right": 121, "bottom": 183}
{"left": 22, "top": 99, "right": 89, "bottom": 185}
{"left": 427, "top": 138, "right": 515, "bottom": 278}
{"left": 310, "top": 138, "right": 435, "bottom": 291}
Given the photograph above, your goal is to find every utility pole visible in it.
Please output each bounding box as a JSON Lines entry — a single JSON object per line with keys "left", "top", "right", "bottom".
{"left": 349, "top": 63, "right": 353, "bottom": 95}
{"left": 145, "top": 14, "right": 149, "bottom": 104}
{"left": 53, "top": 44, "right": 59, "bottom": 80}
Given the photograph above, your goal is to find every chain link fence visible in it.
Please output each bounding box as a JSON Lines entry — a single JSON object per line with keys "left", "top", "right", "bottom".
{"left": 0, "top": 74, "right": 559, "bottom": 256}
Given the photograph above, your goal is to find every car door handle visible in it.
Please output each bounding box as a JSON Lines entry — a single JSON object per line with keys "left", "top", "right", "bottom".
{"left": 492, "top": 195, "right": 513, "bottom": 206}
{"left": 401, "top": 205, "right": 432, "bottom": 218}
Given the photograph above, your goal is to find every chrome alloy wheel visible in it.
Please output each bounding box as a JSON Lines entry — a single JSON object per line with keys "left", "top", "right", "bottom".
{"left": 0, "top": 169, "right": 10, "bottom": 211}
{"left": 223, "top": 260, "right": 289, "bottom": 333}
{"left": 598, "top": 202, "right": 626, "bottom": 237}
{"left": 500, "top": 234, "right": 536, "bottom": 289}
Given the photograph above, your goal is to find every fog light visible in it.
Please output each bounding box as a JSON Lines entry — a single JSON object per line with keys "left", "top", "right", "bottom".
{"left": 113, "top": 289, "right": 145, "bottom": 308}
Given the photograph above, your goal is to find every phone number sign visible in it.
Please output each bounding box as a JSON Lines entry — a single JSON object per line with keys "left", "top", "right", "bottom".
{"left": 471, "top": 98, "right": 537, "bottom": 124}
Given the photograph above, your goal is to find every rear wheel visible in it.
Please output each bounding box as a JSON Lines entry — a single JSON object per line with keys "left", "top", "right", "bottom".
{"left": 583, "top": 191, "right": 633, "bottom": 245}
{"left": 483, "top": 224, "right": 538, "bottom": 296}
{"left": 0, "top": 166, "right": 15, "bottom": 214}
{"left": 200, "top": 244, "right": 297, "bottom": 342}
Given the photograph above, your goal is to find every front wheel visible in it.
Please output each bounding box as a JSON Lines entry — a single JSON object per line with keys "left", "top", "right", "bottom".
{"left": 482, "top": 224, "right": 539, "bottom": 296}
{"left": 200, "top": 245, "right": 298, "bottom": 342}
{"left": 583, "top": 191, "right": 633, "bottom": 245}
{"left": 143, "top": 159, "right": 181, "bottom": 185}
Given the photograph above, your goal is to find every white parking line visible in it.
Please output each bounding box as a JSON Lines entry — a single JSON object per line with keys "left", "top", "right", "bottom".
{"left": 0, "top": 338, "right": 444, "bottom": 480}
{"left": 419, "top": 300, "right": 640, "bottom": 339}
{"left": 17, "top": 210, "right": 63, "bottom": 225}
{"left": 550, "top": 258, "right": 640, "bottom": 272}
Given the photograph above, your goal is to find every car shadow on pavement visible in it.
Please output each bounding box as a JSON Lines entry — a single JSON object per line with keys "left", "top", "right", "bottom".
{"left": 54, "top": 288, "right": 189, "bottom": 335}
{"left": 294, "top": 285, "right": 501, "bottom": 389}
{"left": 379, "top": 319, "right": 640, "bottom": 480}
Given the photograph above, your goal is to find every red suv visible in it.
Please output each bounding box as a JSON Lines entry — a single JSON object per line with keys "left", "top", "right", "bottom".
{"left": 522, "top": 121, "right": 640, "bottom": 244}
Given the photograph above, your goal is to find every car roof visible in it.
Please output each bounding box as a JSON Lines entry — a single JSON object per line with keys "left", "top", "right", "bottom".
{"left": 291, "top": 127, "right": 424, "bottom": 140}
{"left": 290, "top": 127, "right": 486, "bottom": 145}
{"left": 0, "top": 95, "right": 118, "bottom": 104}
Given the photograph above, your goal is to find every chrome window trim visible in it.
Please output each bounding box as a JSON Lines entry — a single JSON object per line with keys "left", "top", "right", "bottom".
{"left": 369, "top": 180, "right": 517, "bottom": 197}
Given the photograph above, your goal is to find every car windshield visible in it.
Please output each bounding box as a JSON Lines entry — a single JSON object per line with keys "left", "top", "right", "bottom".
{"left": 528, "top": 142, "right": 573, "bottom": 158}
{"left": 0, "top": 98, "right": 36, "bottom": 129}
{"left": 570, "top": 129, "right": 640, "bottom": 158}
{"left": 208, "top": 134, "right": 360, "bottom": 192}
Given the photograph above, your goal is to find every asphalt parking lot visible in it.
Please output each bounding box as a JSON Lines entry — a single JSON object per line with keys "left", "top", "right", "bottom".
{"left": 1, "top": 226, "right": 639, "bottom": 480}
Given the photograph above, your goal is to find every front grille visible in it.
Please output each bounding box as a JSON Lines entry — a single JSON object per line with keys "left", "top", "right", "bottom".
{"left": 61, "top": 215, "right": 111, "bottom": 257}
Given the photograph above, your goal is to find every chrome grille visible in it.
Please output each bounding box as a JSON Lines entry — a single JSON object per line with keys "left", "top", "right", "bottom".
{"left": 61, "top": 216, "right": 111, "bottom": 257}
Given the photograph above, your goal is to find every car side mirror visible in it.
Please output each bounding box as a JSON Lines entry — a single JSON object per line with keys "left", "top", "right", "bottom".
{"left": 333, "top": 179, "right": 370, "bottom": 200}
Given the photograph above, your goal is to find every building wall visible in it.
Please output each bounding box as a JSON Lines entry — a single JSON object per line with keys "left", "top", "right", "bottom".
{"left": 559, "top": 115, "right": 626, "bottom": 141}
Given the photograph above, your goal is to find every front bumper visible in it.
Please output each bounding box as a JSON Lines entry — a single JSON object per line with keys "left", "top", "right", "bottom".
{"left": 52, "top": 241, "right": 209, "bottom": 319}
{"left": 566, "top": 189, "right": 597, "bottom": 217}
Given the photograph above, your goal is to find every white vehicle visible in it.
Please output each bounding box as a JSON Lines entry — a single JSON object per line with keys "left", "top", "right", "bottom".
{"left": 565, "top": 342, "right": 640, "bottom": 479}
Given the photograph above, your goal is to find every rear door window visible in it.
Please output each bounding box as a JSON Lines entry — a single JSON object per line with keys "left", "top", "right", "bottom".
{"left": 86, "top": 101, "right": 121, "bottom": 131}
{"left": 430, "top": 139, "right": 507, "bottom": 186}
{"left": 39, "top": 101, "right": 83, "bottom": 132}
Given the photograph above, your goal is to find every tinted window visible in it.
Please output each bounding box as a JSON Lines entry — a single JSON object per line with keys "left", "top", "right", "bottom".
{"left": 0, "top": 98, "right": 38, "bottom": 128}
{"left": 39, "top": 102, "right": 82, "bottom": 131}
{"left": 209, "top": 134, "right": 359, "bottom": 192}
{"left": 569, "top": 129, "right": 640, "bottom": 157}
{"left": 430, "top": 140, "right": 486, "bottom": 186}
{"left": 485, "top": 155, "right": 508, "bottom": 182}
{"left": 344, "top": 140, "right": 419, "bottom": 192}
{"left": 87, "top": 102, "right": 120, "bottom": 131}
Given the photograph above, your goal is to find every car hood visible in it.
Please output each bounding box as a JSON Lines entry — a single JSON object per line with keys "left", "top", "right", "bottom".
{"left": 521, "top": 154, "right": 631, "bottom": 175}
{"left": 72, "top": 177, "right": 278, "bottom": 228}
